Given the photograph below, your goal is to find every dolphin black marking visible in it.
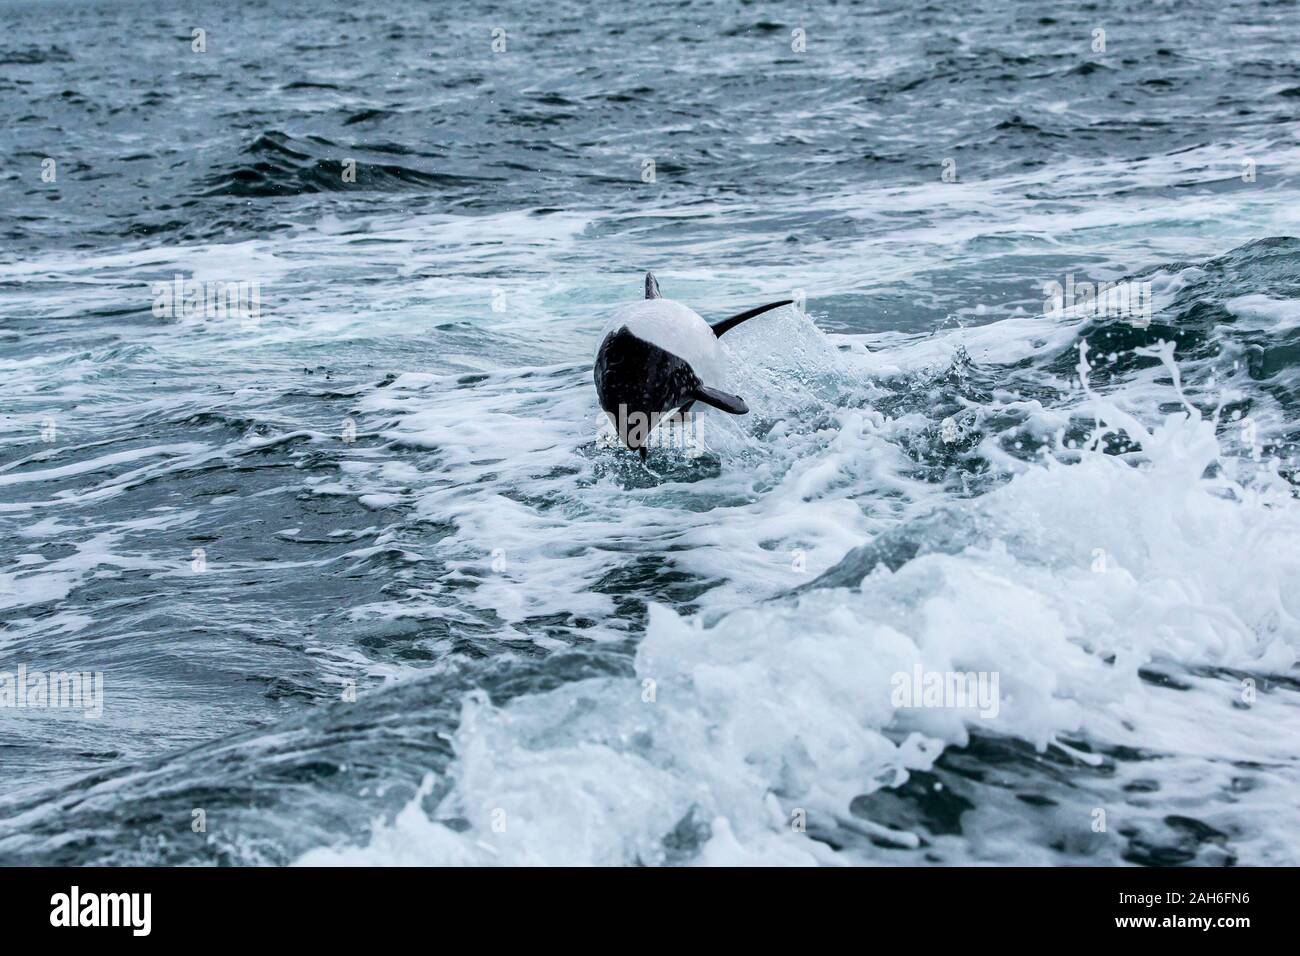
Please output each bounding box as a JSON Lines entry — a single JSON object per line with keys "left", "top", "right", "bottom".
{"left": 594, "top": 273, "right": 791, "bottom": 457}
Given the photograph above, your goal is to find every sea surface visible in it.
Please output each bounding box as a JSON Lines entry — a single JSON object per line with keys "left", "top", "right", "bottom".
{"left": 2, "top": 0, "right": 1300, "bottom": 865}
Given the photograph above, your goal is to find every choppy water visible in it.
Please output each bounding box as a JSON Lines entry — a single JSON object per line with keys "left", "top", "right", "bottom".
{"left": 2, "top": 0, "right": 1300, "bottom": 865}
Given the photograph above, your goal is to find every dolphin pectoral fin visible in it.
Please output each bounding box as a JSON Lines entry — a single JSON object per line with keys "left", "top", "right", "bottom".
{"left": 645, "top": 272, "right": 661, "bottom": 299}
{"left": 691, "top": 386, "right": 749, "bottom": 415}
{"left": 709, "top": 299, "right": 793, "bottom": 337}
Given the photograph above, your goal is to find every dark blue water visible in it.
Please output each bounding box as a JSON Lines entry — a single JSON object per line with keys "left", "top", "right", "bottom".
{"left": 2, "top": 0, "right": 1299, "bottom": 865}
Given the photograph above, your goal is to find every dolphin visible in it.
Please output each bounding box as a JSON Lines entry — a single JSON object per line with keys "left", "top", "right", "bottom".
{"left": 593, "top": 273, "right": 792, "bottom": 458}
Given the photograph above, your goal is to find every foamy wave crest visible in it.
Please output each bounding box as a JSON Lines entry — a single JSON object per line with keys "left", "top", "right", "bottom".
{"left": 298, "top": 358, "right": 1300, "bottom": 866}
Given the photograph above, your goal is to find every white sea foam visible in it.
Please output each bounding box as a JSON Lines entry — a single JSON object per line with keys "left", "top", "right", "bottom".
{"left": 298, "top": 327, "right": 1300, "bottom": 865}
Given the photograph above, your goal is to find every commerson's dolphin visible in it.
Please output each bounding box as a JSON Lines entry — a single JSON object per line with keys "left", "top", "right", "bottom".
{"left": 593, "top": 273, "right": 792, "bottom": 458}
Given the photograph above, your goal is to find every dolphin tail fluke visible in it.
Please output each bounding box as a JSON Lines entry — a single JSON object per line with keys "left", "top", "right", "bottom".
{"left": 691, "top": 385, "right": 748, "bottom": 415}
{"left": 710, "top": 299, "right": 793, "bottom": 337}
{"left": 645, "top": 272, "right": 661, "bottom": 299}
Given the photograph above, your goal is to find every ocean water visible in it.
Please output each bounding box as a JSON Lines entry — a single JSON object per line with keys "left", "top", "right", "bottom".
{"left": 1, "top": 0, "right": 1299, "bottom": 866}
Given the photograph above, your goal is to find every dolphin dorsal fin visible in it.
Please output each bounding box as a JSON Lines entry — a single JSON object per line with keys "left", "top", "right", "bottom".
{"left": 645, "top": 272, "right": 661, "bottom": 299}
{"left": 710, "top": 299, "right": 793, "bottom": 337}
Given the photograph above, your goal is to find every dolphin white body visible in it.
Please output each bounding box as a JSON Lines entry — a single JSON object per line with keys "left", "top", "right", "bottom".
{"left": 592, "top": 273, "right": 792, "bottom": 457}
{"left": 599, "top": 298, "right": 724, "bottom": 385}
